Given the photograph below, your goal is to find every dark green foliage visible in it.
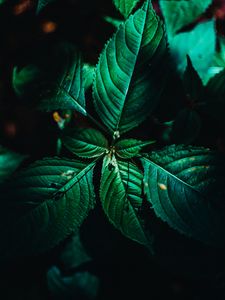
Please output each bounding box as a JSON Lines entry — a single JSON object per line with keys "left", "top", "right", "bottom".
{"left": 0, "top": 158, "right": 95, "bottom": 258}
{"left": 142, "top": 145, "right": 225, "bottom": 246}
{"left": 0, "top": 3, "right": 225, "bottom": 296}
{"left": 93, "top": 0, "right": 168, "bottom": 134}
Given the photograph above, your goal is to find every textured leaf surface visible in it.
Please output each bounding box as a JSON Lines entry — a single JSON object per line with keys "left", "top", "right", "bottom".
{"left": 0, "top": 158, "right": 96, "bottom": 258}
{"left": 160, "top": 0, "right": 212, "bottom": 36}
{"left": 113, "top": 0, "right": 140, "bottom": 18}
{"left": 100, "top": 156, "right": 152, "bottom": 247}
{"left": 115, "top": 138, "right": 155, "bottom": 158}
{"left": 38, "top": 47, "right": 86, "bottom": 115}
{"left": 93, "top": 0, "right": 167, "bottom": 135}
{"left": 0, "top": 146, "right": 26, "bottom": 184}
{"left": 62, "top": 128, "right": 108, "bottom": 158}
{"left": 13, "top": 44, "right": 86, "bottom": 115}
{"left": 141, "top": 145, "right": 225, "bottom": 246}
{"left": 169, "top": 20, "right": 216, "bottom": 82}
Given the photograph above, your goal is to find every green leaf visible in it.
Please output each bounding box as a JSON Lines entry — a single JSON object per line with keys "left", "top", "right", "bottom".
{"left": 115, "top": 138, "right": 155, "bottom": 158}
{"left": 93, "top": 0, "right": 168, "bottom": 136}
{"left": 104, "top": 16, "right": 123, "bottom": 29}
{"left": 13, "top": 44, "right": 87, "bottom": 116}
{"left": 62, "top": 128, "right": 108, "bottom": 158}
{"left": 113, "top": 0, "right": 140, "bottom": 18}
{"left": 37, "top": 0, "right": 55, "bottom": 13}
{"left": 183, "top": 56, "right": 203, "bottom": 101}
{"left": 38, "top": 47, "right": 86, "bottom": 115}
{"left": 47, "top": 232, "right": 99, "bottom": 299}
{"left": 171, "top": 109, "right": 202, "bottom": 144}
{"left": 169, "top": 20, "right": 216, "bottom": 82}
{"left": 205, "top": 68, "right": 225, "bottom": 126}
{"left": 100, "top": 155, "right": 152, "bottom": 248}
{"left": 0, "top": 146, "right": 27, "bottom": 184}
{"left": 0, "top": 158, "right": 96, "bottom": 259}
{"left": 160, "top": 0, "right": 212, "bottom": 37}
{"left": 213, "top": 37, "right": 225, "bottom": 69}
{"left": 82, "top": 64, "right": 95, "bottom": 91}
{"left": 13, "top": 64, "right": 40, "bottom": 98}
{"left": 141, "top": 145, "right": 225, "bottom": 246}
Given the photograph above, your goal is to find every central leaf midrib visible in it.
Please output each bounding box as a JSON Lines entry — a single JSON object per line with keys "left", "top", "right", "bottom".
{"left": 116, "top": 158, "right": 148, "bottom": 243}
{"left": 143, "top": 157, "right": 202, "bottom": 196}
{"left": 56, "top": 160, "right": 96, "bottom": 195}
{"left": 114, "top": 4, "right": 149, "bottom": 132}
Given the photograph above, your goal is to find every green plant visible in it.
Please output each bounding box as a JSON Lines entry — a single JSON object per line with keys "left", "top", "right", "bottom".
{"left": 1, "top": 0, "right": 225, "bottom": 298}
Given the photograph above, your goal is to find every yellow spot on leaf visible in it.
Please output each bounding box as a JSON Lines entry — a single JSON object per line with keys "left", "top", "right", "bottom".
{"left": 53, "top": 112, "right": 62, "bottom": 123}
{"left": 158, "top": 183, "right": 167, "bottom": 190}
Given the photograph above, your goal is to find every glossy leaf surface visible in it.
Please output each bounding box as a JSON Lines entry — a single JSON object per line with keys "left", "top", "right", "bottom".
{"left": 141, "top": 145, "right": 225, "bottom": 246}
{"left": 0, "top": 158, "right": 96, "bottom": 258}
{"left": 62, "top": 128, "right": 108, "bottom": 158}
{"left": 93, "top": 0, "right": 167, "bottom": 135}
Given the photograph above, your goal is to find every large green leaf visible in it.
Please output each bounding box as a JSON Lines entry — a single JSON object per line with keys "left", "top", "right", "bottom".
{"left": 169, "top": 20, "right": 216, "bottom": 82}
{"left": 113, "top": 0, "right": 140, "bottom": 18}
{"left": 0, "top": 146, "right": 27, "bottom": 184}
{"left": 141, "top": 145, "right": 225, "bottom": 246}
{"left": 0, "top": 158, "right": 96, "bottom": 259}
{"left": 93, "top": 0, "right": 168, "bottom": 136}
{"left": 62, "top": 128, "right": 108, "bottom": 158}
{"left": 115, "top": 138, "right": 155, "bottom": 158}
{"left": 160, "top": 0, "right": 212, "bottom": 37}
{"left": 100, "top": 155, "right": 152, "bottom": 248}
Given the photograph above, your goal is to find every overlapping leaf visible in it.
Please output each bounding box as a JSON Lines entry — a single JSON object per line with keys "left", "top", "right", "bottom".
{"left": 100, "top": 156, "right": 152, "bottom": 248}
{"left": 160, "top": 0, "right": 212, "bottom": 36}
{"left": 93, "top": 0, "right": 168, "bottom": 135}
{"left": 62, "top": 128, "right": 108, "bottom": 158}
{"left": 141, "top": 145, "right": 225, "bottom": 246}
{"left": 183, "top": 56, "right": 203, "bottom": 101}
{"left": 169, "top": 20, "right": 216, "bottom": 82}
{"left": 0, "top": 158, "right": 96, "bottom": 259}
{"left": 113, "top": 0, "right": 140, "bottom": 18}
{"left": 115, "top": 138, "right": 155, "bottom": 158}
{"left": 13, "top": 44, "right": 86, "bottom": 115}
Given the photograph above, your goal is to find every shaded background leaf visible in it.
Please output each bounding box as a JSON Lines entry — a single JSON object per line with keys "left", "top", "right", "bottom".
{"left": 169, "top": 20, "right": 216, "bottom": 83}
{"left": 160, "top": 0, "right": 212, "bottom": 37}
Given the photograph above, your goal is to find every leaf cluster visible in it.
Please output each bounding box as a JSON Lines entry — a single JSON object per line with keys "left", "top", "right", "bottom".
{"left": 0, "top": 0, "right": 225, "bottom": 266}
